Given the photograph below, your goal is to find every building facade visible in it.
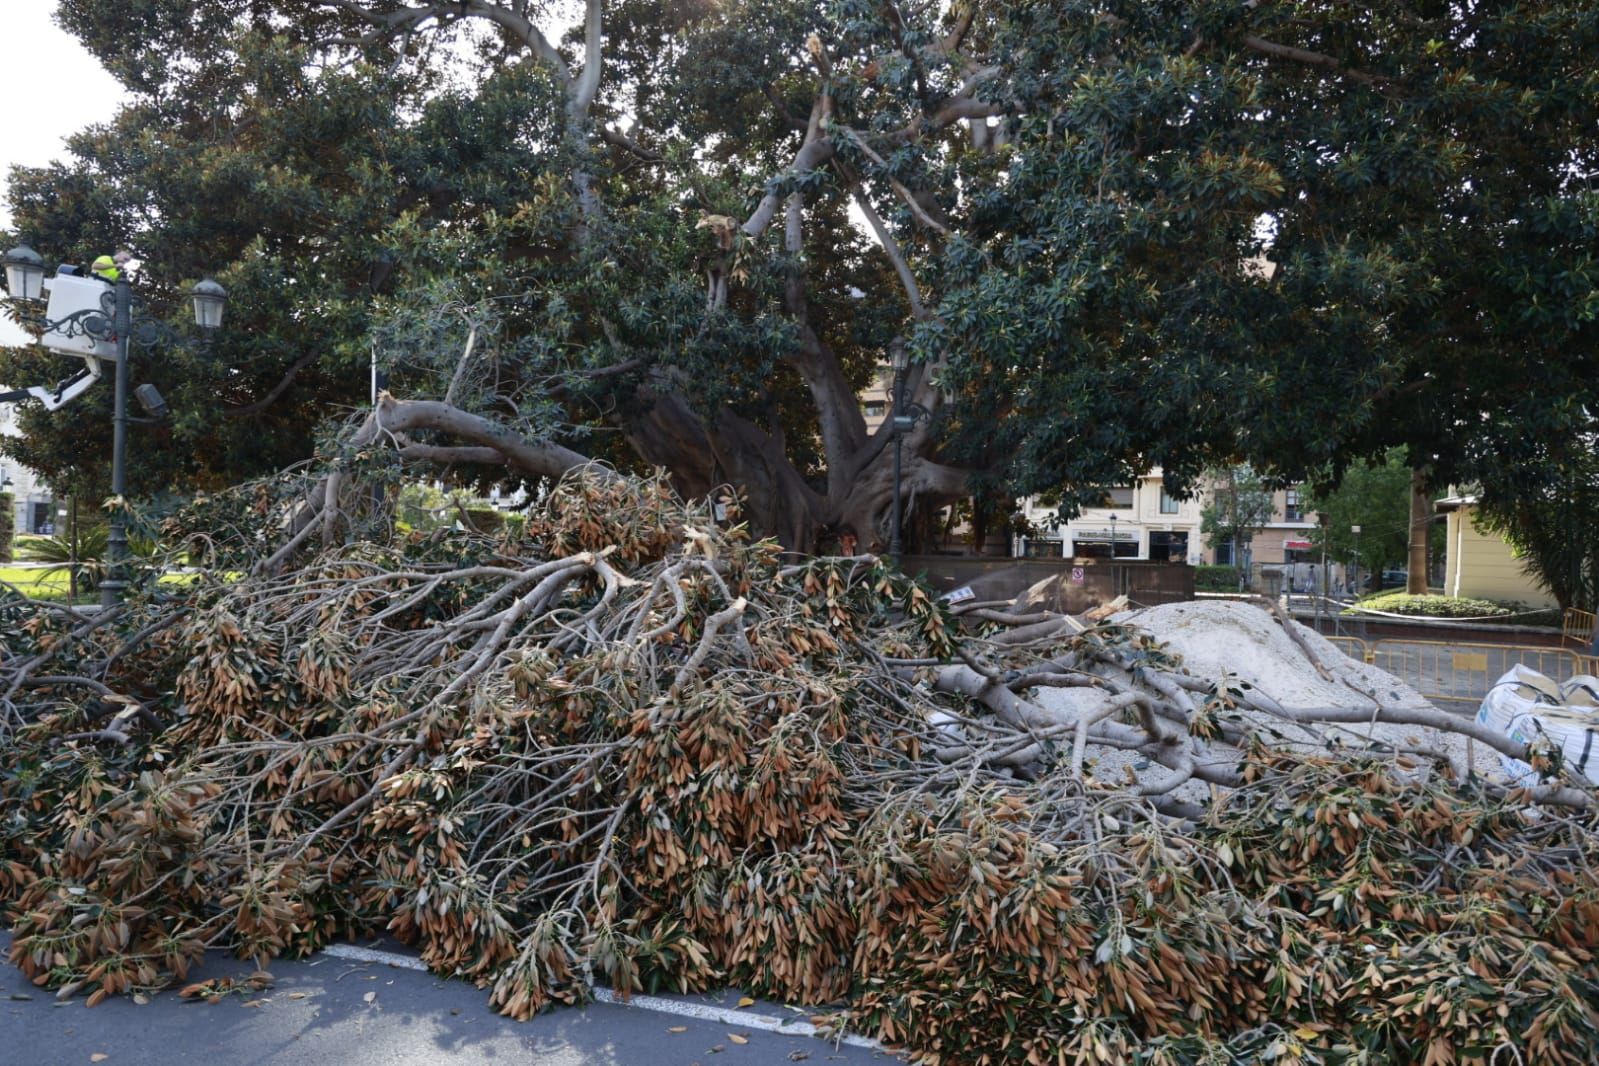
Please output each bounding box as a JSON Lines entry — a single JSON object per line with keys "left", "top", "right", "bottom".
{"left": 0, "top": 401, "right": 54, "bottom": 536}
{"left": 1204, "top": 485, "right": 1319, "bottom": 568}
{"left": 1019, "top": 471, "right": 1206, "bottom": 563}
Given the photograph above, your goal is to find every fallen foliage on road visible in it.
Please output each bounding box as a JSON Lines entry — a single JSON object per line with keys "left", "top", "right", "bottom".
{"left": 2, "top": 469, "right": 1598, "bottom": 1064}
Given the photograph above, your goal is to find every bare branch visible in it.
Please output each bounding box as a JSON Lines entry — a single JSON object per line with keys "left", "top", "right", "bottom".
{"left": 938, "top": 2, "right": 978, "bottom": 55}
{"left": 443, "top": 328, "right": 480, "bottom": 407}
{"left": 598, "top": 126, "right": 662, "bottom": 162}
{"left": 570, "top": 0, "right": 605, "bottom": 122}
{"left": 1242, "top": 34, "right": 1380, "bottom": 87}
{"left": 312, "top": 0, "right": 570, "bottom": 83}
{"left": 370, "top": 394, "right": 605, "bottom": 483}
{"left": 223, "top": 349, "right": 321, "bottom": 418}
{"left": 839, "top": 129, "right": 951, "bottom": 235}
{"left": 843, "top": 172, "right": 930, "bottom": 320}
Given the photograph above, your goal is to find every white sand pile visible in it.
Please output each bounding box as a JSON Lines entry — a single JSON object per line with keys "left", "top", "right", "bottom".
{"left": 1034, "top": 600, "right": 1499, "bottom": 797}
{"left": 1118, "top": 600, "right": 1430, "bottom": 711}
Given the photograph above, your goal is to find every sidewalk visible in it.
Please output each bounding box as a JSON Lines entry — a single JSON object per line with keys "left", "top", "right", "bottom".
{"left": 0, "top": 933, "right": 898, "bottom": 1066}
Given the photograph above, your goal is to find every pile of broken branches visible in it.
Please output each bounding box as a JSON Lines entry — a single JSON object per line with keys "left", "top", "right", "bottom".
{"left": 2, "top": 468, "right": 1598, "bottom": 1064}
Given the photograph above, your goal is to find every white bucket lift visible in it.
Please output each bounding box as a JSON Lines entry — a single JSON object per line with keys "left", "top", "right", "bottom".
{"left": 0, "top": 274, "right": 117, "bottom": 410}
{"left": 41, "top": 274, "right": 119, "bottom": 359}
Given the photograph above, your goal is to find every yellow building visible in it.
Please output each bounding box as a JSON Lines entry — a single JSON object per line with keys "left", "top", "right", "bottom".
{"left": 1436, "top": 494, "right": 1557, "bottom": 609}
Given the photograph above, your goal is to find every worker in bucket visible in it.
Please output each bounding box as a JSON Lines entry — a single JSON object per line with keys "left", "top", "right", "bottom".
{"left": 90, "top": 250, "right": 133, "bottom": 285}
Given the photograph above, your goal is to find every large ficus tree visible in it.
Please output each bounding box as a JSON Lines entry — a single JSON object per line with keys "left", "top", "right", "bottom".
{"left": 2, "top": 0, "right": 1595, "bottom": 550}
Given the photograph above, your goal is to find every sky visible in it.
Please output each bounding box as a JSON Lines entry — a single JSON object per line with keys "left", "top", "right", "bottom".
{"left": 1, "top": 4, "right": 126, "bottom": 345}
{"left": 0, "top": 4, "right": 124, "bottom": 231}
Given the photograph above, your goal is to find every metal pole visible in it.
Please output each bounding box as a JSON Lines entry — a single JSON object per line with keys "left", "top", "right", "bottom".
{"left": 101, "top": 276, "right": 132, "bottom": 609}
{"left": 889, "top": 367, "right": 904, "bottom": 568}
{"left": 1353, "top": 530, "right": 1361, "bottom": 597}
{"left": 370, "top": 360, "right": 389, "bottom": 519}
{"left": 1318, "top": 532, "right": 1328, "bottom": 631}
{"left": 68, "top": 494, "right": 78, "bottom": 603}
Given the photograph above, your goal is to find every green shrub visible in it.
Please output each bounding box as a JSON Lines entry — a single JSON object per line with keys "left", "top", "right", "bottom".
{"left": 396, "top": 483, "right": 456, "bottom": 531}
{"left": 1348, "top": 593, "right": 1509, "bottom": 618}
{"left": 1194, "top": 564, "right": 1240, "bottom": 591}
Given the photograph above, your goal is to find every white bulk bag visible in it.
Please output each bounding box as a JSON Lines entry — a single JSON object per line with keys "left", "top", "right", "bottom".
{"left": 1476, "top": 664, "right": 1599, "bottom": 787}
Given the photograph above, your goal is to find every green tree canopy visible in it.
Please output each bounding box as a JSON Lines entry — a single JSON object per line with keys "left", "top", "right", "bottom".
{"left": 1199, "top": 464, "right": 1274, "bottom": 561}
{"left": 1306, "top": 448, "right": 1445, "bottom": 585}
{"left": 2, "top": 0, "right": 1595, "bottom": 548}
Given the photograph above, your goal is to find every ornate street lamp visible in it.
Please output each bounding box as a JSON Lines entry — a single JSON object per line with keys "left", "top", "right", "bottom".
{"left": 191, "top": 278, "right": 227, "bottom": 330}
{"left": 1, "top": 246, "right": 225, "bottom": 607}
{"left": 3, "top": 245, "right": 44, "bottom": 301}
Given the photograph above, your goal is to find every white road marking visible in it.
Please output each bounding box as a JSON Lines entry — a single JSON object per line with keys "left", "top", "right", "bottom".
{"left": 322, "top": 942, "right": 883, "bottom": 1051}
{"left": 324, "top": 942, "right": 429, "bottom": 971}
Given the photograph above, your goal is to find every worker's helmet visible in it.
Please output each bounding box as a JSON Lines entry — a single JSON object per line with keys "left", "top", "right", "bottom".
{"left": 91, "top": 255, "right": 119, "bottom": 281}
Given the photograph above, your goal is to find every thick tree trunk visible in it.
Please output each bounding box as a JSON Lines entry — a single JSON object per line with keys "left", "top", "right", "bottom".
{"left": 1408, "top": 468, "right": 1431, "bottom": 595}
{"left": 830, "top": 443, "right": 969, "bottom": 555}
{"left": 619, "top": 387, "right": 823, "bottom": 552}
{"left": 621, "top": 385, "right": 967, "bottom": 554}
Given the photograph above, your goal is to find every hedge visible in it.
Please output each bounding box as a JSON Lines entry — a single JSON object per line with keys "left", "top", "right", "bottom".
{"left": 1194, "top": 564, "right": 1240, "bottom": 591}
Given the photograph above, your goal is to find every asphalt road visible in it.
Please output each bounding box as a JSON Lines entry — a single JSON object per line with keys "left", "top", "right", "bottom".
{"left": 0, "top": 935, "right": 899, "bottom": 1066}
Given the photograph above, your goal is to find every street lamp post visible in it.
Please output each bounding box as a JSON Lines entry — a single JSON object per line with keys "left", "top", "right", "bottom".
{"left": 101, "top": 273, "right": 134, "bottom": 608}
{"left": 1317, "top": 512, "right": 1330, "bottom": 625}
{"left": 886, "top": 339, "right": 931, "bottom": 569}
{"left": 1109, "top": 513, "right": 1118, "bottom": 558}
{"left": 1351, "top": 524, "right": 1362, "bottom": 597}
{"left": 888, "top": 341, "right": 909, "bottom": 567}
{"left": 2, "top": 245, "right": 226, "bottom": 607}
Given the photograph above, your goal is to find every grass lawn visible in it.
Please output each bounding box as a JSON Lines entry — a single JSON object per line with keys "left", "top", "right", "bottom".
{"left": 0, "top": 565, "right": 83, "bottom": 603}
{"left": 0, "top": 565, "right": 215, "bottom": 605}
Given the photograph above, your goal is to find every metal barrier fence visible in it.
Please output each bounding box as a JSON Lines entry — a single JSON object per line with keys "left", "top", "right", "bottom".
{"left": 1324, "top": 635, "right": 1370, "bottom": 664}
{"left": 1363, "top": 641, "right": 1584, "bottom": 707}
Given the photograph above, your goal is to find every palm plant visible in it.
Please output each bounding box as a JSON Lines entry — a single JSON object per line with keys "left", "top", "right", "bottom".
{"left": 18, "top": 526, "right": 159, "bottom": 593}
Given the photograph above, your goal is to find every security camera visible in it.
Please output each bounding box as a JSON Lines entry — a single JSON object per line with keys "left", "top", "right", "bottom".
{"left": 134, "top": 383, "right": 169, "bottom": 419}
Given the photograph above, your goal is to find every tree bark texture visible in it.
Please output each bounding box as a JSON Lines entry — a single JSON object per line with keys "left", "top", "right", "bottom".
{"left": 1408, "top": 468, "right": 1431, "bottom": 595}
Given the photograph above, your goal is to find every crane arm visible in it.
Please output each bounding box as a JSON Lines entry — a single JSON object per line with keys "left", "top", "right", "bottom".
{"left": 0, "top": 356, "right": 105, "bottom": 411}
